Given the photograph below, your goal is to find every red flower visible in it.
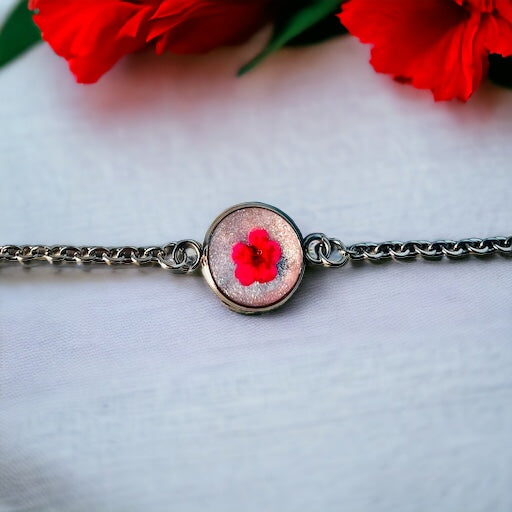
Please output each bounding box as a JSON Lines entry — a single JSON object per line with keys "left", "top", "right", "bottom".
{"left": 231, "top": 228, "right": 282, "bottom": 286}
{"left": 338, "top": 0, "right": 512, "bottom": 101}
{"left": 29, "top": 0, "right": 272, "bottom": 83}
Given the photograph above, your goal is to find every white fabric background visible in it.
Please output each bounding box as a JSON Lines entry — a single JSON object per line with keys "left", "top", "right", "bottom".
{"left": 1, "top": 2, "right": 512, "bottom": 510}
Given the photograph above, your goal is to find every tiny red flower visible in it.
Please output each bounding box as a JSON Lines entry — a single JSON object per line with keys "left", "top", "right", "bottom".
{"left": 338, "top": 0, "right": 512, "bottom": 101}
{"left": 232, "top": 228, "right": 282, "bottom": 286}
{"left": 29, "top": 0, "right": 272, "bottom": 83}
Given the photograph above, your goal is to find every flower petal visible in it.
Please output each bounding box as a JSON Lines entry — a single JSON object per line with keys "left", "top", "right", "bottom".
{"left": 255, "top": 264, "right": 278, "bottom": 284}
{"left": 152, "top": 0, "right": 271, "bottom": 54}
{"left": 32, "top": 0, "right": 149, "bottom": 83}
{"left": 235, "top": 263, "right": 258, "bottom": 287}
{"left": 232, "top": 242, "right": 253, "bottom": 265}
{"left": 31, "top": 0, "right": 271, "bottom": 83}
{"left": 339, "top": 0, "right": 489, "bottom": 101}
{"left": 479, "top": 6, "right": 512, "bottom": 56}
{"left": 263, "top": 239, "right": 282, "bottom": 266}
{"left": 248, "top": 228, "right": 270, "bottom": 248}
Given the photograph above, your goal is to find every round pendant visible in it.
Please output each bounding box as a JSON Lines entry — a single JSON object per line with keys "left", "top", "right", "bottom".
{"left": 202, "top": 203, "right": 305, "bottom": 314}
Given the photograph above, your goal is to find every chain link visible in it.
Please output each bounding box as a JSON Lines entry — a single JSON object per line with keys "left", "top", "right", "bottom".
{"left": 304, "top": 234, "right": 512, "bottom": 267}
{"left": 0, "top": 240, "right": 203, "bottom": 273}
{"left": 303, "top": 233, "right": 350, "bottom": 267}
{"left": 3, "top": 234, "right": 511, "bottom": 272}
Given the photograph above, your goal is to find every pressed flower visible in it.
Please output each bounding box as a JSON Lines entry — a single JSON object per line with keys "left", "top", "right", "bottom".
{"left": 232, "top": 228, "right": 282, "bottom": 286}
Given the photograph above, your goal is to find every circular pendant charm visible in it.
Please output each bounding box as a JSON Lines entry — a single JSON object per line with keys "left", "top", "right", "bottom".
{"left": 202, "top": 203, "right": 305, "bottom": 314}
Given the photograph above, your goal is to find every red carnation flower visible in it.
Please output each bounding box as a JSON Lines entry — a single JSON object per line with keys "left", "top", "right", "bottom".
{"left": 338, "top": 0, "right": 512, "bottom": 101}
{"left": 29, "top": 0, "right": 272, "bottom": 83}
{"left": 232, "top": 228, "right": 282, "bottom": 286}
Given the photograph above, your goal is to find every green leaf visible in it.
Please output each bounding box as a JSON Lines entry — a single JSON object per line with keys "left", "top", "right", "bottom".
{"left": 284, "top": 11, "right": 347, "bottom": 47}
{"left": 0, "top": 0, "right": 42, "bottom": 69}
{"left": 239, "top": 0, "right": 342, "bottom": 76}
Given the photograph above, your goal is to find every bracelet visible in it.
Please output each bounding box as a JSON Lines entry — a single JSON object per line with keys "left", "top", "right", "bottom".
{"left": 2, "top": 202, "right": 511, "bottom": 314}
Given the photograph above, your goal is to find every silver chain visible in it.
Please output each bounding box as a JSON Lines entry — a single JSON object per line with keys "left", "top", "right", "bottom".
{"left": 303, "top": 233, "right": 512, "bottom": 267}
{"left": 0, "top": 240, "right": 203, "bottom": 273}
{"left": 2, "top": 235, "right": 511, "bottom": 273}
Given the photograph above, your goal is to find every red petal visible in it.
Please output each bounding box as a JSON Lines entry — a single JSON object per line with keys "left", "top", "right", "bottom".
{"left": 339, "top": 0, "right": 490, "bottom": 101}
{"left": 154, "top": 1, "right": 271, "bottom": 54}
{"left": 255, "top": 264, "right": 278, "bottom": 284}
{"left": 478, "top": 6, "right": 512, "bottom": 56}
{"left": 32, "top": 0, "right": 150, "bottom": 83}
{"left": 235, "top": 264, "right": 257, "bottom": 287}
{"left": 248, "top": 228, "right": 270, "bottom": 248}
{"left": 31, "top": 0, "right": 271, "bottom": 82}
{"left": 496, "top": 0, "right": 512, "bottom": 22}
{"left": 263, "top": 239, "right": 282, "bottom": 266}
{"left": 232, "top": 242, "right": 253, "bottom": 265}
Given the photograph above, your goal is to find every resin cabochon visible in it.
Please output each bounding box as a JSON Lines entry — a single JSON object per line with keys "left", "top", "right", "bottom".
{"left": 204, "top": 206, "right": 305, "bottom": 310}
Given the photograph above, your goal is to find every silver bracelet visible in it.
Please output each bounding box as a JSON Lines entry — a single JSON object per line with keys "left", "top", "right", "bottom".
{"left": 1, "top": 202, "right": 511, "bottom": 314}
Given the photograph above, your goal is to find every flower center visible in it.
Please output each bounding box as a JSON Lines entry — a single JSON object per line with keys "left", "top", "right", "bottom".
{"left": 249, "top": 247, "right": 264, "bottom": 265}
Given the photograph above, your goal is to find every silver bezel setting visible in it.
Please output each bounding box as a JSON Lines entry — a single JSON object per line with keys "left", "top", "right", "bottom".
{"left": 201, "top": 202, "right": 305, "bottom": 314}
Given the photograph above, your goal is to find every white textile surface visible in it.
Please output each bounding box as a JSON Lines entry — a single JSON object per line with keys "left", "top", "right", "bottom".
{"left": 1, "top": 5, "right": 512, "bottom": 511}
